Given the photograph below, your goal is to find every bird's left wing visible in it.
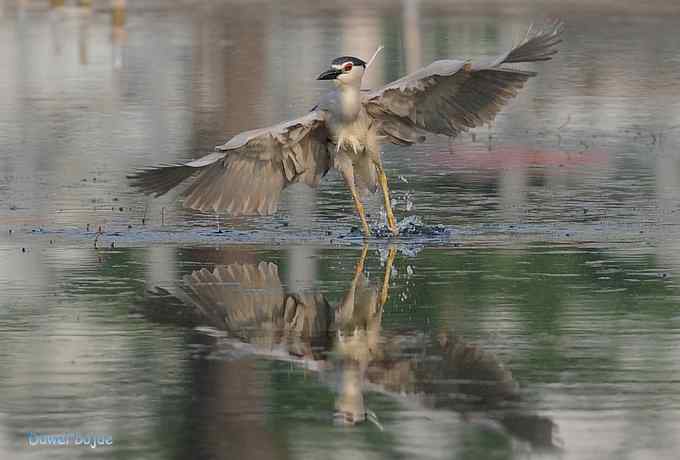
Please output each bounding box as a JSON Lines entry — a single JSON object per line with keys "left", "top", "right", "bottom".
{"left": 362, "top": 21, "right": 563, "bottom": 144}
{"left": 128, "top": 111, "right": 330, "bottom": 215}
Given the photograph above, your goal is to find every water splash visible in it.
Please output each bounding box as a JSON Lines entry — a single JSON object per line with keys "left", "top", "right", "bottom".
{"left": 404, "top": 192, "right": 414, "bottom": 212}
{"left": 368, "top": 215, "right": 451, "bottom": 238}
{"left": 398, "top": 215, "right": 422, "bottom": 229}
{"left": 396, "top": 215, "right": 449, "bottom": 236}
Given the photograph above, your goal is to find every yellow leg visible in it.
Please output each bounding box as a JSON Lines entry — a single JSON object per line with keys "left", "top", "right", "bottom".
{"left": 374, "top": 162, "right": 398, "bottom": 236}
{"left": 344, "top": 180, "right": 370, "bottom": 237}
{"left": 340, "top": 163, "right": 371, "bottom": 238}
{"left": 379, "top": 246, "right": 397, "bottom": 307}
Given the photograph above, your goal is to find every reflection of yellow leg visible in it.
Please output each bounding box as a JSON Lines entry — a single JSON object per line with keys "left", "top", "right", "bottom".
{"left": 354, "top": 244, "right": 369, "bottom": 277}
{"left": 374, "top": 162, "right": 398, "bottom": 236}
{"left": 379, "top": 246, "right": 396, "bottom": 307}
{"left": 338, "top": 244, "right": 369, "bottom": 324}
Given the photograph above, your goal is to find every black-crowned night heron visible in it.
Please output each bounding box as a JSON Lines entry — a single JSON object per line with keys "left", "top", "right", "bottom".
{"left": 129, "top": 21, "right": 562, "bottom": 236}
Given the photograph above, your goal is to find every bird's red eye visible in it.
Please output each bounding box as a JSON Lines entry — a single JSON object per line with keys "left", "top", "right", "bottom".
{"left": 344, "top": 63, "right": 353, "bottom": 72}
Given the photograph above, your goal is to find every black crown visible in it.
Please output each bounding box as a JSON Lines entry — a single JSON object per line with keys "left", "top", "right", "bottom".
{"left": 331, "top": 56, "right": 367, "bottom": 67}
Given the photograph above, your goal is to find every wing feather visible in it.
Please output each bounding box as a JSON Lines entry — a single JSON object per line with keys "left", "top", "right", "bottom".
{"left": 364, "top": 21, "right": 563, "bottom": 144}
{"left": 128, "top": 111, "right": 330, "bottom": 215}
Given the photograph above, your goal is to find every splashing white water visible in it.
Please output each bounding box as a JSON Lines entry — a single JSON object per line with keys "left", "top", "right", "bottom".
{"left": 404, "top": 192, "right": 414, "bottom": 212}
{"left": 397, "top": 215, "right": 423, "bottom": 230}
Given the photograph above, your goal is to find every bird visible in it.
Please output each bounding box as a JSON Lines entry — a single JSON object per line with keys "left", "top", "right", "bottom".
{"left": 128, "top": 21, "right": 563, "bottom": 237}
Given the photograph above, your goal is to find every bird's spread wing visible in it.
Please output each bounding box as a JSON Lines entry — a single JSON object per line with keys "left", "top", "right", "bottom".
{"left": 128, "top": 111, "right": 330, "bottom": 215}
{"left": 363, "top": 21, "right": 563, "bottom": 144}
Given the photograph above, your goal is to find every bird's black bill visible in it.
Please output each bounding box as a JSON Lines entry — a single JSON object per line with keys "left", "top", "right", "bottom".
{"left": 317, "top": 68, "right": 342, "bottom": 80}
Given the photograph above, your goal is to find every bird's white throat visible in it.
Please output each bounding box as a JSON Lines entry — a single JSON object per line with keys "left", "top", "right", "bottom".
{"left": 336, "top": 84, "right": 362, "bottom": 122}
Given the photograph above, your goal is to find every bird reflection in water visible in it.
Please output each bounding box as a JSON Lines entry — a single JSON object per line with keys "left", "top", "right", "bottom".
{"left": 333, "top": 245, "right": 393, "bottom": 426}
{"left": 141, "top": 246, "right": 558, "bottom": 450}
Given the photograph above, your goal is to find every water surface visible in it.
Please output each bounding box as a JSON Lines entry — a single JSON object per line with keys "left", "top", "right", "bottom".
{"left": 1, "top": 1, "right": 680, "bottom": 459}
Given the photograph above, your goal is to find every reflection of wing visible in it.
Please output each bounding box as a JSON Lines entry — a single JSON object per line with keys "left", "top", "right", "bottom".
{"left": 182, "top": 262, "right": 332, "bottom": 357}
{"left": 498, "top": 413, "right": 557, "bottom": 449}
{"left": 183, "top": 263, "right": 285, "bottom": 334}
{"left": 369, "top": 332, "right": 518, "bottom": 403}
{"left": 363, "top": 21, "right": 562, "bottom": 144}
{"left": 437, "top": 333, "right": 518, "bottom": 402}
{"left": 366, "top": 333, "right": 558, "bottom": 447}
{"left": 128, "top": 111, "right": 330, "bottom": 215}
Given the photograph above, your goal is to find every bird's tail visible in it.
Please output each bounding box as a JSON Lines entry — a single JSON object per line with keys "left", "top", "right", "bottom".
{"left": 502, "top": 20, "right": 564, "bottom": 64}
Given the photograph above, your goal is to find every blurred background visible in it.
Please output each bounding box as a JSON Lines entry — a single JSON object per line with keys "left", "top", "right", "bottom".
{"left": 1, "top": 1, "right": 680, "bottom": 459}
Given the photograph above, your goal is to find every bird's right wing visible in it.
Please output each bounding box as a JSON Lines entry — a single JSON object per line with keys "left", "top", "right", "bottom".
{"left": 128, "top": 111, "right": 330, "bottom": 215}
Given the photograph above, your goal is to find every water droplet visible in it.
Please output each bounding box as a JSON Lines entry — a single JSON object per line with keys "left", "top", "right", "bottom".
{"left": 405, "top": 192, "right": 414, "bottom": 212}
